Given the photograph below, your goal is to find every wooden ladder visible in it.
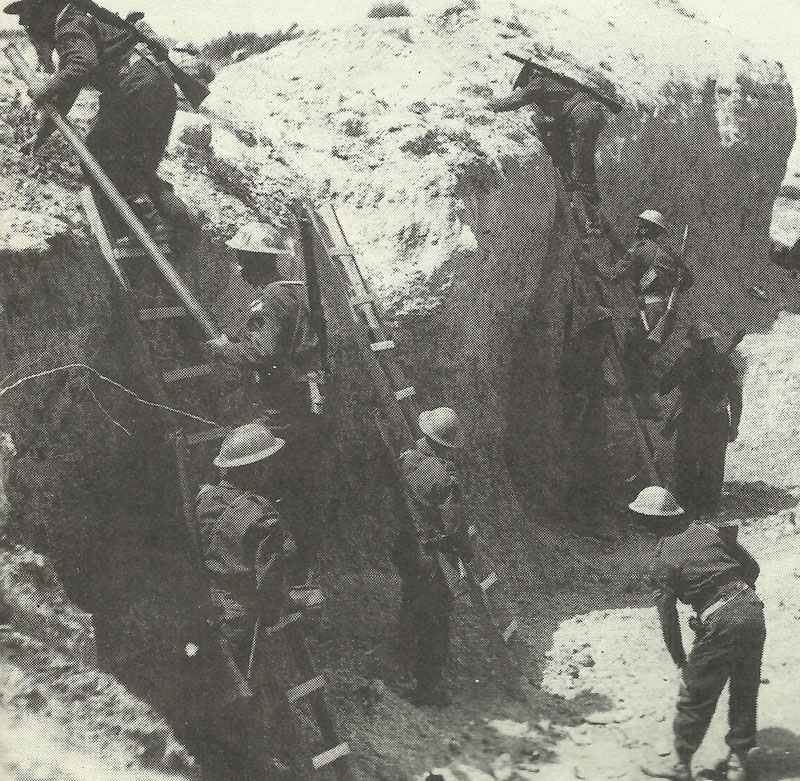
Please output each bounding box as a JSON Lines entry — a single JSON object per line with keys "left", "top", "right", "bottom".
{"left": 82, "top": 187, "right": 353, "bottom": 780}
{"left": 298, "top": 201, "right": 522, "bottom": 673}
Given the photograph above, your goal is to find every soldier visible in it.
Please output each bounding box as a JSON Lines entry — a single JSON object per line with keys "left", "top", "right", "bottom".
{"left": 488, "top": 61, "right": 608, "bottom": 205}
{"left": 596, "top": 210, "right": 693, "bottom": 418}
{"left": 638, "top": 498, "right": 765, "bottom": 781}
{"left": 4, "top": 0, "right": 186, "bottom": 237}
{"left": 196, "top": 421, "right": 298, "bottom": 779}
{"left": 394, "top": 408, "right": 474, "bottom": 707}
{"left": 205, "top": 223, "right": 327, "bottom": 584}
{"left": 659, "top": 321, "right": 743, "bottom": 521}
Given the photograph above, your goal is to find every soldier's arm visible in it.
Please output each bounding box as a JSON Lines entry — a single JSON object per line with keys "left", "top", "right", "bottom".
{"left": 732, "top": 543, "right": 760, "bottom": 588}
{"left": 654, "top": 590, "right": 686, "bottom": 667}
{"left": 38, "top": 17, "right": 99, "bottom": 106}
{"left": 439, "top": 478, "right": 474, "bottom": 562}
{"left": 650, "top": 550, "right": 686, "bottom": 667}
{"left": 595, "top": 244, "right": 640, "bottom": 282}
{"left": 488, "top": 76, "right": 549, "bottom": 112}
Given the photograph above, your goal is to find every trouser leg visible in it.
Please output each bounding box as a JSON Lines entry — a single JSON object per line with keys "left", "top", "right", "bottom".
{"left": 567, "top": 101, "right": 607, "bottom": 201}
{"left": 727, "top": 597, "right": 766, "bottom": 754}
{"left": 674, "top": 627, "right": 730, "bottom": 757}
{"left": 414, "top": 569, "right": 453, "bottom": 689}
{"left": 695, "top": 414, "right": 729, "bottom": 517}
{"left": 673, "top": 423, "right": 700, "bottom": 519}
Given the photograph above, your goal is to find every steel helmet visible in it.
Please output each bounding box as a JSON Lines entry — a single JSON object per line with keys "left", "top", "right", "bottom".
{"left": 418, "top": 407, "right": 465, "bottom": 449}
{"left": 688, "top": 319, "right": 718, "bottom": 342}
{"left": 213, "top": 422, "right": 285, "bottom": 469}
{"left": 3, "top": 1, "right": 23, "bottom": 13}
{"left": 628, "top": 486, "right": 684, "bottom": 517}
{"left": 226, "top": 222, "right": 292, "bottom": 255}
{"left": 638, "top": 209, "right": 667, "bottom": 232}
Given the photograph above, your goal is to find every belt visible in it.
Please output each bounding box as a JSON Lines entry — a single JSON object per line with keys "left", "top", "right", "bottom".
{"left": 699, "top": 581, "right": 750, "bottom": 622}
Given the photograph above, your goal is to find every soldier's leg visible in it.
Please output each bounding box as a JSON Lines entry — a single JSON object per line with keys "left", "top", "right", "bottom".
{"left": 673, "top": 422, "right": 700, "bottom": 519}
{"left": 674, "top": 620, "right": 731, "bottom": 758}
{"left": 726, "top": 593, "right": 766, "bottom": 758}
{"left": 696, "top": 414, "right": 729, "bottom": 517}
{"left": 566, "top": 101, "right": 607, "bottom": 203}
{"left": 536, "top": 119, "right": 574, "bottom": 186}
{"left": 414, "top": 569, "right": 453, "bottom": 703}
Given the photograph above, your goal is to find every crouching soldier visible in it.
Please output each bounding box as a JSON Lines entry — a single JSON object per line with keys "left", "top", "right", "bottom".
{"left": 488, "top": 61, "right": 608, "bottom": 205}
{"left": 196, "top": 421, "right": 300, "bottom": 778}
{"left": 205, "top": 223, "right": 328, "bottom": 585}
{"left": 659, "top": 321, "right": 743, "bottom": 521}
{"left": 596, "top": 209, "right": 693, "bottom": 418}
{"left": 637, "top": 497, "right": 765, "bottom": 781}
{"left": 394, "top": 408, "right": 474, "bottom": 707}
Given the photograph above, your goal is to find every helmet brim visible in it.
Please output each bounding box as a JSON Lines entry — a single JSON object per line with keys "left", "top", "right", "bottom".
{"left": 419, "top": 412, "right": 465, "bottom": 449}
{"left": 3, "top": 1, "right": 24, "bottom": 14}
{"left": 226, "top": 240, "right": 293, "bottom": 254}
{"left": 213, "top": 436, "right": 285, "bottom": 468}
{"left": 628, "top": 504, "right": 684, "bottom": 517}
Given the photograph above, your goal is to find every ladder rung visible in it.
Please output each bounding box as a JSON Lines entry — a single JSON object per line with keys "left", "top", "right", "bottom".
{"left": 502, "top": 618, "right": 520, "bottom": 643}
{"left": 286, "top": 674, "right": 326, "bottom": 704}
{"left": 162, "top": 364, "right": 215, "bottom": 383}
{"left": 350, "top": 295, "right": 375, "bottom": 307}
{"left": 480, "top": 572, "right": 498, "bottom": 591}
{"left": 394, "top": 387, "right": 415, "bottom": 401}
{"left": 185, "top": 427, "right": 231, "bottom": 447}
{"left": 139, "top": 306, "right": 188, "bottom": 321}
{"left": 112, "top": 243, "right": 171, "bottom": 261}
{"left": 264, "top": 612, "right": 303, "bottom": 636}
{"left": 311, "top": 742, "right": 350, "bottom": 770}
{"left": 328, "top": 245, "right": 354, "bottom": 258}
{"left": 370, "top": 340, "right": 396, "bottom": 353}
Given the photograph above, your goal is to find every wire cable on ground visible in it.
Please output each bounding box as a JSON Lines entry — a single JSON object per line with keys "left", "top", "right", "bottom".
{"left": 0, "top": 363, "right": 219, "bottom": 428}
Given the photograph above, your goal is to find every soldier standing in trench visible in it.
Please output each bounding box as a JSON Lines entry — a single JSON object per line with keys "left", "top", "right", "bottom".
{"left": 4, "top": 0, "right": 195, "bottom": 238}
{"left": 658, "top": 320, "right": 743, "bottom": 522}
{"left": 195, "top": 421, "right": 298, "bottom": 779}
{"left": 394, "top": 408, "right": 474, "bottom": 707}
{"left": 595, "top": 209, "right": 693, "bottom": 418}
{"left": 487, "top": 61, "right": 608, "bottom": 210}
{"left": 634, "top": 492, "right": 765, "bottom": 781}
{"left": 205, "top": 223, "right": 328, "bottom": 590}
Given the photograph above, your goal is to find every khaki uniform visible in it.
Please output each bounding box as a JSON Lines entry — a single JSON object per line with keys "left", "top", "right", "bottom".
{"left": 650, "top": 522, "right": 765, "bottom": 759}
{"left": 393, "top": 439, "right": 472, "bottom": 690}
{"left": 660, "top": 348, "right": 742, "bottom": 519}
{"left": 213, "top": 279, "right": 325, "bottom": 580}
{"left": 42, "top": 5, "right": 177, "bottom": 204}
{"left": 195, "top": 480, "right": 288, "bottom": 673}
{"left": 598, "top": 237, "right": 691, "bottom": 399}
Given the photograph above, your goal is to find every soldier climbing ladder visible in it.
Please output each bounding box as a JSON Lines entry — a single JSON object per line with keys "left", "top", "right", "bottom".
{"left": 296, "top": 201, "right": 523, "bottom": 681}
{"left": 3, "top": 42, "right": 352, "bottom": 781}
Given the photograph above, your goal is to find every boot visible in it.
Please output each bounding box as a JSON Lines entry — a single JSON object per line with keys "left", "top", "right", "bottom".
{"left": 641, "top": 754, "right": 692, "bottom": 780}
{"left": 123, "top": 194, "right": 171, "bottom": 245}
{"left": 725, "top": 751, "right": 749, "bottom": 781}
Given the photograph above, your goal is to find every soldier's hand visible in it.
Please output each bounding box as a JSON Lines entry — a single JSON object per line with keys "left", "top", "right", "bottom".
{"left": 728, "top": 425, "right": 739, "bottom": 443}
{"left": 205, "top": 334, "right": 232, "bottom": 354}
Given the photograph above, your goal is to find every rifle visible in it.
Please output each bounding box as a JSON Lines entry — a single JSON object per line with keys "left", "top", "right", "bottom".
{"left": 504, "top": 51, "right": 624, "bottom": 114}
{"left": 295, "top": 205, "right": 329, "bottom": 374}
{"left": 646, "top": 225, "right": 689, "bottom": 346}
{"left": 70, "top": 0, "right": 210, "bottom": 110}
{"left": 661, "top": 327, "right": 746, "bottom": 438}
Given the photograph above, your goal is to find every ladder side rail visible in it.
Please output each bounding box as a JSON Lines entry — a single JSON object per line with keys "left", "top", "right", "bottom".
{"left": 80, "top": 188, "right": 130, "bottom": 291}
{"left": 4, "top": 43, "right": 220, "bottom": 340}
{"left": 285, "top": 622, "right": 354, "bottom": 781}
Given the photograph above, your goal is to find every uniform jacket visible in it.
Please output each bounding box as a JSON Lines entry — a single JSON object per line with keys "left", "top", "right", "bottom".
{"left": 398, "top": 439, "right": 472, "bottom": 563}
{"left": 650, "top": 522, "right": 760, "bottom": 665}
{"left": 195, "top": 480, "right": 286, "bottom": 603}
{"left": 38, "top": 4, "right": 150, "bottom": 112}
{"left": 660, "top": 347, "right": 743, "bottom": 428}
{"left": 215, "top": 280, "right": 321, "bottom": 386}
